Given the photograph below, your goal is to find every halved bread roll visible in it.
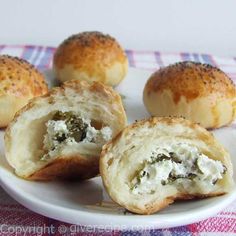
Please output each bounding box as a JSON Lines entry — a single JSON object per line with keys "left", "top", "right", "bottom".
{"left": 5, "top": 80, "right": 127, "bottom": 180}
{"left": 100, "top": 117, "right": 234, "bottom": 214}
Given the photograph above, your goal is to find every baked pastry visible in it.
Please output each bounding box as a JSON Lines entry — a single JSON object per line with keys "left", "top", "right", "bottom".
{"left": 0, "top": 55, "right": 48, "bottom": 127}
{"left": 143, "top": 61, "right": 236, "bottom": 129}
{"left": 100, "top": 117, "right": 234, "bottom": 214}
{"left": 5, "top": 80, "right": 127, "bottom": 180}
{"left": 53, "top": 31, "right": 128, "bottom": 86}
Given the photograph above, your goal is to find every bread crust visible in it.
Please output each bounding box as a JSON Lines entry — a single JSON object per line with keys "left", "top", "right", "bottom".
{"left": 100, "top": 117, "right": 234, "bottom": 214}
{"left": 30, "top": 155, "right": 99, "bottom": 181}
{"left": 5, "top": 80, "right": 127, "bottom": 180}
{"left": 6, "top": 80, "right": 126, "bottom": 131}
{"left": 0, "top": 55, "right": 48, "bottom": 127}
{"left": 143, "top": 61, "right": 236, "bottom": 129}
{"left": 53, "top": 31, "right": 128, "bottom": 86}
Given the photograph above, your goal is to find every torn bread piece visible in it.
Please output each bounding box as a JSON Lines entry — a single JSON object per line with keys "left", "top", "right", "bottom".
{"left": 100, "top": 117, "right": 234, "bottom": 214}
{"left": 5, "top": 80, "right": 127, "bottom": 180}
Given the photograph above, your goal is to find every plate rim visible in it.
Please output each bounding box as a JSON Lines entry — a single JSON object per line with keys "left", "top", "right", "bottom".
{"left": 1, "top": 169, "right": 236, "bottom": 229}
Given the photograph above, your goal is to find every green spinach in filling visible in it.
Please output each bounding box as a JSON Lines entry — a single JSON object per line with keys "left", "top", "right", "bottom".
{"left": 52, "top": 111, "right": 88, "bottom": 143}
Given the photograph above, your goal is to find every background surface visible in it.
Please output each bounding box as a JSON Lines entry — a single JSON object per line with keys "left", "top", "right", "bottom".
{"left": 0, "top": 0, "right": 236, "bottom": 56}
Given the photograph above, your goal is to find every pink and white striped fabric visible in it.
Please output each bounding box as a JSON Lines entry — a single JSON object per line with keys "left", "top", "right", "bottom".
{"left": 0, "top": 45, "right": 236, "bottom": 236}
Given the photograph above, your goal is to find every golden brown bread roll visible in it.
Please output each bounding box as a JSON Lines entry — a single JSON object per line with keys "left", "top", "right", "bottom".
{"left": 53, "top": 31, "right": 128, "bottom": 86}
{"left": 0, "top": 55, "right": 48, "bottom": 127}
{"left": 143, "top": 61, "right": 236, "bottom": 129}
{"left": 5, "top": 80, "right": 127, "bottom": 181}
{"left": 100, "top": 117, "right": 234, "bottom": 214}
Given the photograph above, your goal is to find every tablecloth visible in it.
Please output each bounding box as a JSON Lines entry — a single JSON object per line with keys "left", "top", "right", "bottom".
{"left": 0, "top": 45, "right": 236, "bottom": 236}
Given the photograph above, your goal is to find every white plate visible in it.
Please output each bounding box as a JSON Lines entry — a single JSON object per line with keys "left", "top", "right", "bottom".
{"left": 0, "top": 68, "right": 236, "bottom": 230}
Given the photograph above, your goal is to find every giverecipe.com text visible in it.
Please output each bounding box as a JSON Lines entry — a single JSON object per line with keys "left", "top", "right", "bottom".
{"left": 0, "top": 224, "right": 158, "bottom": 235}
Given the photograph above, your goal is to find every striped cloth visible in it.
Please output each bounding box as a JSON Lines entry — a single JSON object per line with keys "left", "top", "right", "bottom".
{"left": 0, "top": 45, "right": 236, "bottom": 236}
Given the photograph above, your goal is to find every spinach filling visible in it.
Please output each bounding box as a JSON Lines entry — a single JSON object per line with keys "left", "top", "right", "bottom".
{"left": 52, "top": 111, "right": 87, "bottom": 143}
{"left": 131, "top": 150, "right": 227, "bottom": 193}
{"left": 40, "top": 111, "right": 89, "bottom": 161}
{"left": 150, "top": 152, "right": 181, "bottom": 164}
{"left": 41, "top": 111, "right": 112, "bottom": 161}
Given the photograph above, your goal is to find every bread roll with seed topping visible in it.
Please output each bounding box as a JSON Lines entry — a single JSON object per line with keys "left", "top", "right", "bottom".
{"left": 100, "top": 117, "right": 234, "bottom": 214}
{"left": 53, "top": 31, "right": 128, "bottom": 86}
{"left": 0, "top": 55, "right": 48, "bottom": 127}
{"left": 143, "top": 61, "right": 236, "bottom": 129}
{"left": 5, "top": 80, "right": 127, "bottom": 180}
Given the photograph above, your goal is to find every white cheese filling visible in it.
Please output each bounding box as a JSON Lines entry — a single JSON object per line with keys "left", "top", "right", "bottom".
{"left": 131, "top": 143, "right": 226, "bottom": 195}
{"left": 42, "top": 117, "right": 112, "bottom": 160}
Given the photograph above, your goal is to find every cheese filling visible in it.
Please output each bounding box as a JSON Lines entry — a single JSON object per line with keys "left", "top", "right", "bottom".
{"left": 131, "top": 143, "right": 226, "bottom": 194}
{"left": 41, "top": 111, "right": 112, "bottom": 160}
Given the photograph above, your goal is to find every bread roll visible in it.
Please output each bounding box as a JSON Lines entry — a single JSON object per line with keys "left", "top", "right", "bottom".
{"left": 0, "top": 55, "right": 48, "bottom": 127}
{"left": 143, "top": 62, "right": 236, "bottom": 129}
{"left": 100, "top": 117, "right": 234, "bottom": 214}
{"left": 53, "top": 31, "right": 128, "bottom": 87}
{"left": 5, "top": 80, "right": 127, "bottom": 180}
